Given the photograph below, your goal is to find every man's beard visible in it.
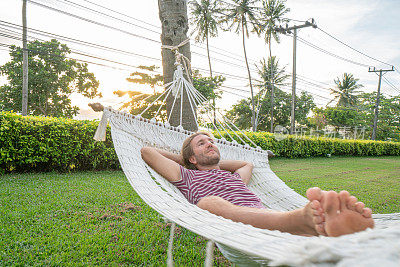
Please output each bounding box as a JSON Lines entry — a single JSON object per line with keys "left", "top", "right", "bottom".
{"left": 195, "top": 150, "right": 220, "bottom": 166}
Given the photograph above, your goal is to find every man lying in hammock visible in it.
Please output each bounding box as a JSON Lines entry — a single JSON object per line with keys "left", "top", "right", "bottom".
{"left": 141, "top": 131, "right": 374, "bottom": 237}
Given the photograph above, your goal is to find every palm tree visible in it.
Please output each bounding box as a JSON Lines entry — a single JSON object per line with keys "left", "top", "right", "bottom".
{"left": 255, "top": 56, "right": 290, "bottom": 130}
{"left": 189, "top": 0, "right": 222, "bottom": 124}
{"left": 158, "top": 0, "right": 197, "bottom": 131}
{"left": 328, "top": 73, "right": 363, "bottom": 107}
{"left": 258, "top": 0, "right": 290, "bottom": 132}
{"left": 221, "top": 0, "right": 260, "bottom": 131}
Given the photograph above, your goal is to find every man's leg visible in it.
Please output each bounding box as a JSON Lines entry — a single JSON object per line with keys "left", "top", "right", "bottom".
{"left": 196, "top": 188, "right": 374, "bottom": 237}
{"left": 197, "top": 195, "right": 321, "bottom": 236}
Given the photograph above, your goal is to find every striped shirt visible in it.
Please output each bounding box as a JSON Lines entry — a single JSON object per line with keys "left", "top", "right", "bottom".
{"left": 171, "top": 166, "right": 265, "bottom": 209}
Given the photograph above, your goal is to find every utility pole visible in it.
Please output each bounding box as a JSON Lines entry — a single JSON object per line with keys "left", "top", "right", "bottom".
{"left": 276, "top": 19, "right": 317, "bottom": 134}
{"left": 368, "top": 66, "right": 394, "bottom": 140}
{"left": 22, "top": 0, "right": 29, "bottom": 116}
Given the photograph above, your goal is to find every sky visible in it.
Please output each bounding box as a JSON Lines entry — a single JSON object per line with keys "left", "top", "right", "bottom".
{"left": 0, "top": 0, "right": 399, "bottom": 120}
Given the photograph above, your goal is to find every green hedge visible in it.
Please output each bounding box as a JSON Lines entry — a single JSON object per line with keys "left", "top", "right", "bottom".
{"left": 0, "top": 112, "right": 119, "bottom": 174}
{"left": 214, "top": 131, "right": 400, "bottom": 158}
{"left": 1, "top": 112, "right": 399, "bottom": 174}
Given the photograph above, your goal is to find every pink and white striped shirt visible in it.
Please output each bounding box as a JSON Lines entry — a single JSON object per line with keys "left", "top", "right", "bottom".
{"left": 172, "top": 166, "right": 265, "bottom": 209}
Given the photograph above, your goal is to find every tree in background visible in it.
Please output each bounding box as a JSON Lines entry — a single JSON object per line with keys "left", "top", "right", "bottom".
{"left": 257, "top": 0, "right": 290, "bottom": 132}
{"left": 221, "top": 0, "right": 260, "bottom": 131}
{"left": 113, "top": 65, "right": 165, "bottom": 120}
{"left": 227, "top": 55, "right": 316, "bottom": 131}
{"left": 328, "top": 73, "right": 363, "bottom": 107}
{"left": 189, "top": 0, "right": 223, "bottom": 123}
{"left": 0, "top": 39, "right": 100, "bottom": 118}
{"left": 358, "top": 92, "right": 400, "bottom": 141}
{"left": 190, "top": 0, "right": 222, "bottom": 78}
{"left": 311, "top": 107, "right": 365, "bottom": 130}
{"left": 255, "top": 56, "right": 290, "bottom": 129}
{"left": 192, "top": 70, "right": 225, "bottom": 127}
{"left": 308, "top": 93, "right": 400, "bottom": 141}
{"left": 114, "top": 66, "right": 225, "bottom": 122}
{"left": 126, "top": 65, "right": 163, "bottom": 94}
{"left": 226, "top": 89, "right": 315, "bottom": 131}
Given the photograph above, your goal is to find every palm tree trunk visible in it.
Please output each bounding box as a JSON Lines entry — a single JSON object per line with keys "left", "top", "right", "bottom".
{"left": 158, "top": 0, "right": 197, "bottom": 131}
{"left": 205, "top": 27, "right": 216, "bottom": 125}
{"left": 206, "top": 32, "right": 213, "bottom": 78}
{"left": 269, "top": 40, "right": 275, "bottom": 133}
{"left": 242, "top": 21, "right": 256, "bottom": 131}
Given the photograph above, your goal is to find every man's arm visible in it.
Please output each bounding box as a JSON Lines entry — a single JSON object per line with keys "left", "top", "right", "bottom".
{"left": 140, "top": 147, "right": 183, "bottom": 182}
{"left": 219, "top": 160, "right": 254, "bottom": 185}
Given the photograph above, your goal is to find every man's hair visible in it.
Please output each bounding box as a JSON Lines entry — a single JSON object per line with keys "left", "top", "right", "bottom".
{"left": 181, "top": 131, "right": 212, "bottom": 170}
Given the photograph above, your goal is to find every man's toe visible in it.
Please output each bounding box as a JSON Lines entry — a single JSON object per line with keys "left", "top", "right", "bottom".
{"left": 347, "top": 196, "right": 358, "bottom": 211}
{"left": 362, "top": 208, "right": 373, "bottom": 218}
{"left": 338, "top": 191, "right": 350, "bottom": 211}
{"left": 355, "top": 202, "right": 365, "bottom": 214}
{"left": 323, "top": 191, "right": 340, "bottom": 216}
{"left": 306, "top": 187, "right": 322, "bottom": 202}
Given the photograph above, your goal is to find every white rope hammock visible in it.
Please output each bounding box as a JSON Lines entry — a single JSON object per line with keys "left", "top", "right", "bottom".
{"left": 93, "top": 41, "right": 400, "bottom": 266}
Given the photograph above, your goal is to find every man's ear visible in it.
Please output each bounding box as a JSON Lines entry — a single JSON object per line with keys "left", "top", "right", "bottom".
{"left": 189, "top": 155, "right": 197, "bottom": 165}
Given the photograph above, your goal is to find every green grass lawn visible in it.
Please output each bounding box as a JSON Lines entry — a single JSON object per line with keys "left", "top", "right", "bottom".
{"left": 1, "top": 156, "right": 399, "bottom": 266}
{"left": 269, "top": 156, "right": 400, "bottom": 214}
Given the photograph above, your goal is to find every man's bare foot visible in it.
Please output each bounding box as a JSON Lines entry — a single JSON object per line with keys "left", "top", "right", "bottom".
{"left": 322, "top": 190, "right": 374, "bottom": 237}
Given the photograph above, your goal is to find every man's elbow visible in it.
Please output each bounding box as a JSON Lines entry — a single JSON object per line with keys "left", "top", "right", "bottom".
{"left": 247, "top": 162, "right": 254, "bottom": 171}
{"left": 140, "top": 146, "right": 152, "bottom": 160}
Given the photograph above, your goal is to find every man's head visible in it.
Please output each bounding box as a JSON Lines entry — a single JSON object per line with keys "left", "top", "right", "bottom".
{"left": 181, "top": 132, "right": 221, "bottom": 170}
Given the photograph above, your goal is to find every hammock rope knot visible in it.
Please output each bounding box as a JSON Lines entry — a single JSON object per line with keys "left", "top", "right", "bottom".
{"left": 162, "top": 38, "right": 192, "bottom": 84}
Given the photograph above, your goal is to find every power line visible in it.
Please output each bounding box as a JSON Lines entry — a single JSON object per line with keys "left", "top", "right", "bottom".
{"left": 27, "top": 0, "right": 161, "bottom": 44}
{"left": 294, "top": 34, "right": 371, "bottom": 68}
{"left": 280, "top": 85, "right": 331, "bottom": 101}
{"left": 60, "top": 0, "right": 161, "bottom": 35}
{"left": 1, "top": 32, "right": 329, "bottom": 105}
{"left": 58, "top": 0, "right": 262, "bottom": 66}
{"left": 82, "top": 0, "right": 161, "bottom": 30}
{"left": 2, "top": 36, "right": 332, "bottom": 106}
{"left": 2, "top": 27, "right": 336, "bottom": 104}
{"left": 1, "top": 41, "right": 334, "bottom": 115}
{"left": 0, "top": 21, "right": 162, "bottom": 62}
{"left": 317, "top": 27, "right": 394, "bottom": 68}
{"left": 297, "top": 73, "right": 332, "bottom": 87}
{"left": 1, "top": 21, "right": 258, "bottom": 77}
{"left": 27, "top": 0, "right": 263, "bottom": 72}
{"left": 0, "top": 22, "right": 262, "bottom": 83}
{"left": 295, "top": 77, "right": 332, "bottom": 93}
{"left": 22, "top": 1, "right": 338, "bottom": 98}
{"left": 0, "top": 18, "right": 337, "bottom": 104}
{"left": 382, "top": 76, "right": 400, "bottom": 94}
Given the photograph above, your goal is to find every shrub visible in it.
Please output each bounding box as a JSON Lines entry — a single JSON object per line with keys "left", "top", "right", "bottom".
{"left": 214, "top": 131, "right": 400, "bottom": 158}
{"left": 0, "top": 112, "right": 119, "bottom": 174}
{"left": 1, "top": 112, "right": 399, "bottom": 174}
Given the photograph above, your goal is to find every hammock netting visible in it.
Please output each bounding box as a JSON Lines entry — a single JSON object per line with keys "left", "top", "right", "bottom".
{"left": 94, "top": 45, "right": 400, "bottom": 266}
{"left": 95, "top": 107, "right": 400, "bottom": 266}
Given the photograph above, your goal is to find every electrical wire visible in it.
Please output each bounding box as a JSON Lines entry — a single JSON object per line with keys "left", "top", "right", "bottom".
{"left": 27, "top": 0, "right": 161, "bottom": 44}
{"left": 382, "top": 76, "right": 400, "bottom": 94}
{"left": 14, "top": 1, "right": 339, "bottom": 98}
{"left": 1, "top": 32, "right": 336, "bottom": 106}
{"left": 57, "top": 0, "right": 262, "bottom": 66}
{"left": 0, "top": 22, "right": 162, "bottom": 62}
{"left": 317, "top": 27, "right": 394, "bottom": 68}
{"left": 294, "top": 35, "right": 371, "bottom": 68}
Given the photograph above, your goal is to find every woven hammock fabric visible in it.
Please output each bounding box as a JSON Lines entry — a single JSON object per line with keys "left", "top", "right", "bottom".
{"left": 96, "top": 107, "right": 400, "bottom": 266}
